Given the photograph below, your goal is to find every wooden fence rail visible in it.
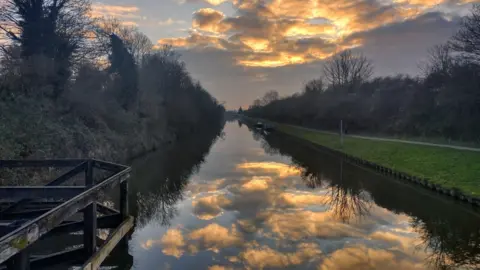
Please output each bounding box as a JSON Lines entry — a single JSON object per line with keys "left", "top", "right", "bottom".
{"left": 0, "top": 159, "right": 133, "bottom": 270}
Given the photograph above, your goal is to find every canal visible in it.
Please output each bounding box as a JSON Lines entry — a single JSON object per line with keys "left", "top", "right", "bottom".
{"left": 121, "top": 121, "right": 480, "bottom": 269}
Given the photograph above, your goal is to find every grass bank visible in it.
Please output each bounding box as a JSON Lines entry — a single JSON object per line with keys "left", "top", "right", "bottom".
{"left": 276, "top": 124, "right": 480, "bottom": 197}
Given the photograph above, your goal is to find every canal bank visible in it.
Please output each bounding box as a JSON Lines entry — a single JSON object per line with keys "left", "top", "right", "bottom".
{"left": 270, "top": 122, "right": 480, "bottom": 206}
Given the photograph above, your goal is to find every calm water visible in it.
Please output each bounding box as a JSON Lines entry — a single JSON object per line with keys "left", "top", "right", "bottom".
{"left": 123, "top": 122, "right": 480, "bottom": 270}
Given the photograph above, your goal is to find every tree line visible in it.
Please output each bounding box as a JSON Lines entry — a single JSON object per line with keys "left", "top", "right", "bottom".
{"left": 0, "top": 0, "right": 224, "bottom": 169}
{"left": 247, "top": 5, "right": 480, "bottom": 142}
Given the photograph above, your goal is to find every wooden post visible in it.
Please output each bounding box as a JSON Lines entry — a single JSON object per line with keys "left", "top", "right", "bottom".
{"left": 6, "top": 249, "right": 30, "bottom": 270}
{"left": 120, "top": 179, "right": 129, "bottom": 220}
{"left": 84, "top": 160, "right": 97, "bottom": 257}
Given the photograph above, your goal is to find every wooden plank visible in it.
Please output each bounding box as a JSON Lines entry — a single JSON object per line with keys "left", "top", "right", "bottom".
{"left": 84, "top": 161, "right": 96, "bottom": 257}
{"left": 96, "top": 204, "right": 119, "bottom": 215}
{"left": 82, "top": 216, "right": 134, "bottom": 270}
{"left": 92, "top": 160, "right": 128, "bottom": 173}
{"left": 47, "top": 161, "right": 87, "bottom": 186}
{"left": 3, "top": 212, "right": 119, "bottom": 241}
{"left": 0, "top": 167, "right": 131, "bottom": 264}
{"left": 0, "top": 160, "right": 85, "bottom": 168}
{"left": 0, "top": 187, "right": 85, "bottom": 200}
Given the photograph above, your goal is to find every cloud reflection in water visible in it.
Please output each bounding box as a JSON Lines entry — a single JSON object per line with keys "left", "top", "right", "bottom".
{"left": 139, "top": 159, "right": 429, "bottom": 269}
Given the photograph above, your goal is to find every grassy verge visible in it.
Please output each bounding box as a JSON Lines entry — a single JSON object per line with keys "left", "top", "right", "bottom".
{"left": 277, "top": 124, "right": 480, "bottom": 197}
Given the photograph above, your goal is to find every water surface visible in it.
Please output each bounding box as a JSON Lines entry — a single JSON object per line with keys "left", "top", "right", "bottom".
{"left": 126, "top": 122, "right": 480, "bottom": 269}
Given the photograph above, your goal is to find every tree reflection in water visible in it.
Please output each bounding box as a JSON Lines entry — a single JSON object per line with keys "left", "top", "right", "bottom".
{"left": 260, "top": 131, "right": 480, "bottom": 269}
{"left": 260, "top": 131, "right": 373, "bottom": 223}
{"left": 130, "top": 128, "right": 224, "bottom": 228}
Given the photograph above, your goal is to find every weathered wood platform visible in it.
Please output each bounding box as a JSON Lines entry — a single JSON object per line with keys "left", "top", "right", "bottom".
{"left": 0, "top": 159, "right": 134, "bottom": 270}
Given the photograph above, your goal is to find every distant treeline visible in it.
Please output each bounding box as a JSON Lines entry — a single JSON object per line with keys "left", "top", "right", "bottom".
{"left": 0, "top": 0, "right": 224, "bottom": 184}
{"left": 247, "top": 5, "right": 480, "bottom": 142}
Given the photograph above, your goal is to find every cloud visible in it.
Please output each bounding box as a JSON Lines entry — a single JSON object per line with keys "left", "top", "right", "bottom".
{"left": 236, "top": 161, "right": 301, "bottom": 178}
{"left": 188, "top": 223, "right": 243, "bottom": 252}
{"left": 318, "top": 244, "right": 425, "bottom": 270}
{"left": 181, "top": 0, "right": 232, "bottom": 5}
{"left": 208, "top": 266, "right": 233, "bottom": 270}
{"left": 264, "top": 210, "right": 365, "bottom": 241}
{"left": 193, "top": 8, "right": 229, "bottom": 33}
{"left": 239, "top": 243, "right": 322, "bottom": 269}
{"left": 192, "top": 194, "right": 231, "bottom": 220}
{"left": 159, "top": 0, "right": 473, "bottom": 69}
{"left": 185, "top": 178, "right": 227, "bottom": 195}
{"left": 90, "top": 3, "right": 140, "bottom": 19}
{"left": 240, "top": 176, "right": 271, "bottom": 191}
{"left": 159, "top": 18, "right": 187, "bottom": 26}
{"left": 159, "top": 33, "right": 226, "bottom": 49}
{"left": 275, "top": 193, "right": 327, "bottom": 208}
{"left": 141, "top": 228, "right": 186, "bottom": 258}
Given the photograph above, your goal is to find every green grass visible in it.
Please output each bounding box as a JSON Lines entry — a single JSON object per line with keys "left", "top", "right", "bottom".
{"left": 277, "top": 124, "right": 480, "bottom": 196}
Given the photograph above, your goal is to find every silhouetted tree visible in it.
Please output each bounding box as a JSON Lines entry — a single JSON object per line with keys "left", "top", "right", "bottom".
{"left": 0, "top": 0, "right": 93, "bottom": 97}
{"left": 95, "top": 18, "right": 153, "bottom": 64}
{"left": 323, "top": 49, "right": 373, "bottom": 92}
{"left": 109, "top": 34, "right": 138, "bottom": 110}
{"left": 451, "top": 4, "right": 480, "bottom": 61}
{"left": 304, "top": 78, "right": 324, "bottom": 93}
{"left": 261, "top": 90, "right": 279, "bottom": 105}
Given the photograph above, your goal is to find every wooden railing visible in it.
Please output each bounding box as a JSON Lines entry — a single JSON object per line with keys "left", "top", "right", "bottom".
{"left": 0, "top": 159, "right": 133, "bottom": 270}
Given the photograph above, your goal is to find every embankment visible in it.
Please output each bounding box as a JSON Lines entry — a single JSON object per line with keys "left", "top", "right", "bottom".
{"left": 0, "top": 97, "right": 225, "bottom": 185}
{"left": 256, "top": 120, "right": 480, "bottom": 206}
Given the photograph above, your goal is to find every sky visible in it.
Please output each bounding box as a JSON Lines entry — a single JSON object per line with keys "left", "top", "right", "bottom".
{"left": 92, "top": 0, "right": 478, "bottom": 108}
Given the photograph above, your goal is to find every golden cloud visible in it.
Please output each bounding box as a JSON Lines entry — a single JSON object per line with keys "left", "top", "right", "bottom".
{"left": 188, "top": 223, "right": 243, "bottom": 253}
{"left": 238, "top": 36, "right": 272, "bottom": 52}
{"left": 264, "top": 210, "right": 364, "bottom": 240}
{"left": 208, "top": 266, "right": 233, "bottom": 270}
{"left": 240, "top": 176, "right": 271, "bottom": 191}
{"left": 141, "top": 228, "right": 186, "bottom": 258}
{"left": 284, "top": 21, "right": 336, "bottom": 37}
{"left": 236, "top": 161, "right": 301, "bottom": 178}
{"left": 193, "top": 8, "right": 230, "bottom": 33}
{"left": 203, "top": 0, "right": 231, "bottom": 5}
{"left": 239, "top": 242, "right": 322, "bottom": 269}
{"left": 275, "top": 193, "right": 327, "bottom": 208}
{"left": 318, "top": 244, "right": 425, "bottom": 270}
{"left": 192, "top": 194, "right": 231, "bottom": 220}
{"left": 159, "top": 0, "right": 471, "bottom": 67}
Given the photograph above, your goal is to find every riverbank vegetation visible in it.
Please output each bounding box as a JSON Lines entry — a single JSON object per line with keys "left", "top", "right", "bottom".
{"left": 0, "top": 0, "right": 224, "bottom": 185}
{"left": 246, "top": 5, "right": 480, "bottom": 195}
{"left": 278, "top": 124, "right": 480, "bottom": 196}
{"left": 247, "top": 5, "right": 480, "bottom": 143}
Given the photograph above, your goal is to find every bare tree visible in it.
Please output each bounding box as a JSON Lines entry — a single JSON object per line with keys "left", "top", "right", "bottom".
{"left": 304, "top": 78, "right": 324, "bottom": 93}
{"left": 421, "top": 44, "right": 454, "bottom": 76}
{"left": 323, "top": 49, "right": 373, "bottom": 92}
{"left": 261, "top": 90, "right": 279, "bottom": 105}
{"left": 451, "top": 4, "right": 480, "bottom": 62}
